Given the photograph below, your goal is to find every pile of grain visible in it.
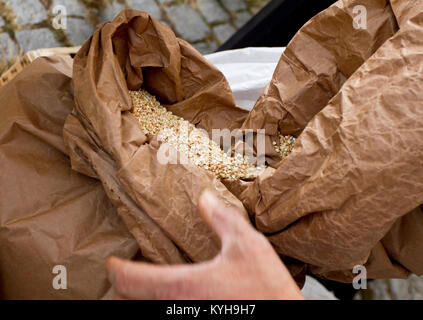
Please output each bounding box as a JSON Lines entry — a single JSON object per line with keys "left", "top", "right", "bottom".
{"left": 130, "top": 89, "right": 265, "bottom": 180}
{"left": 273, "top": 134, "right": 296, "bottom": 159}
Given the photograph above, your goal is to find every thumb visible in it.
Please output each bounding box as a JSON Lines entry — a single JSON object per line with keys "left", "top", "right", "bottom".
{"left": 198, "top": 190, "right": 252, "bottom": 245}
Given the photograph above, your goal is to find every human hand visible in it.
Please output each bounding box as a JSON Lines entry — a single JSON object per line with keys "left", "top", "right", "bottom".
{"left": 106, "top": 190, "right": 304, "bottom": 300}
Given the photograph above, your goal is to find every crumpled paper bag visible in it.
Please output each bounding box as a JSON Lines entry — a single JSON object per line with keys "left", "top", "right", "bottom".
{"left": 236, "top": 0, "right": 423, "bottom": 282}
{"left": 0, "top": 56, "right": 139, "bottom": 299}
{"left": 62, "top": 9, "right": 250, "bottom": 267}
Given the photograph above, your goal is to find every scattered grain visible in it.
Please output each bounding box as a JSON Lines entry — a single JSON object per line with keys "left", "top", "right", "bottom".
{"left": 274, "top": 133, "right": 296, "bottom": 159}
{"left": 130, "top": 89, "right": 265, "bottom": 180}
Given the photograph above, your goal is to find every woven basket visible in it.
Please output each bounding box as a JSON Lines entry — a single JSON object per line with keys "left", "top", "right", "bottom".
{"left": 0, "top": 46, "right": 80, "bottom": 88}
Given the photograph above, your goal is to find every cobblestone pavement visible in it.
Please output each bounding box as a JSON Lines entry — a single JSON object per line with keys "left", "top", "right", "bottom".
{"left": 356, "top": 275, "right": 423, "bottom": 300}
{"left": 0, "top": 0, "right": 270, "bottom": 72}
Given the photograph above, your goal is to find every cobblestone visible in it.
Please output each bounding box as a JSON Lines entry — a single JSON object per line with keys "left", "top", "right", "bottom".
{"left": 234, "top": 11, "right": 252, "bottom": 28}
{"left": 127, "top": 0, "right": 161, "bottom": 19}
{"left": 157, "top": 0, "right": 173, "bottom": 4}
{"left": 15, "top": 28, "right": 61, "bottom": 52}
{"left": 99, "top": 1, "right": 126, "bottom": 23}
{"left": 66, "top": 17, "right": 95, "bottom": 46}
{"left": 1, "top": 0, "right": 422, "bottom": 302}
{"left": 0, "top": 33, "right": 18, "bottom": 60}
{"left": 6, "top": 0, "right": 47, "bottom": 26}
{"left": 213, "top": 23, "right": 236, "bottom": 44}
{"left": 166, "top": 4, "right": 209, "bottom": 43}
{"left": 221, "top": 0, "right": 247, "bottom": 12}
{"left": 52, "top": 0, "right": 86, "bottom": 17}
{"left": 0, "top": 0, "right": 272, "bottom": 67}
{"left": 193, "top": 41, "right": 219, "bottom": 55}
{"left": 197, "top": 0, "right": 229, "bottom": 24}
{"left": 356, "top": 275, "right": 423, "bottom": 300}
{"left": 250, "top": 6, "right": 262, "bottom": 15}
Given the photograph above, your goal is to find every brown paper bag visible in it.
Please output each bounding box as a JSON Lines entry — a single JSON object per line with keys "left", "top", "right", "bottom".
{"left": 0, "top": 56, "right": 139, "bottom": 299}
{"left": 62, "top": 9, "right": 250, "bottom": 266}
{"left": 237, "top": 0, "right": 423, "bottom": 282}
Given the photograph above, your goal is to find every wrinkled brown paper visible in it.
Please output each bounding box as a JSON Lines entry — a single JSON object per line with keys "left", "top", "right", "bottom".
{"left": 1, "top": 0, "right": 423, "bottom": 299}
{"left": 0, "top": 57, "right": 139, "bottom": 299}
{"left": 63, "top": 9, "right": 250, "bottom": 267}
{"left": 237, "top": 0, "right": 423, "bottom": 281}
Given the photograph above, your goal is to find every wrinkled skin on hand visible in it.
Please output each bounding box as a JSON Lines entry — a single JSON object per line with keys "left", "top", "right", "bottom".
{"left": 106, "top": 191, "right": 304, "bottom": 300}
